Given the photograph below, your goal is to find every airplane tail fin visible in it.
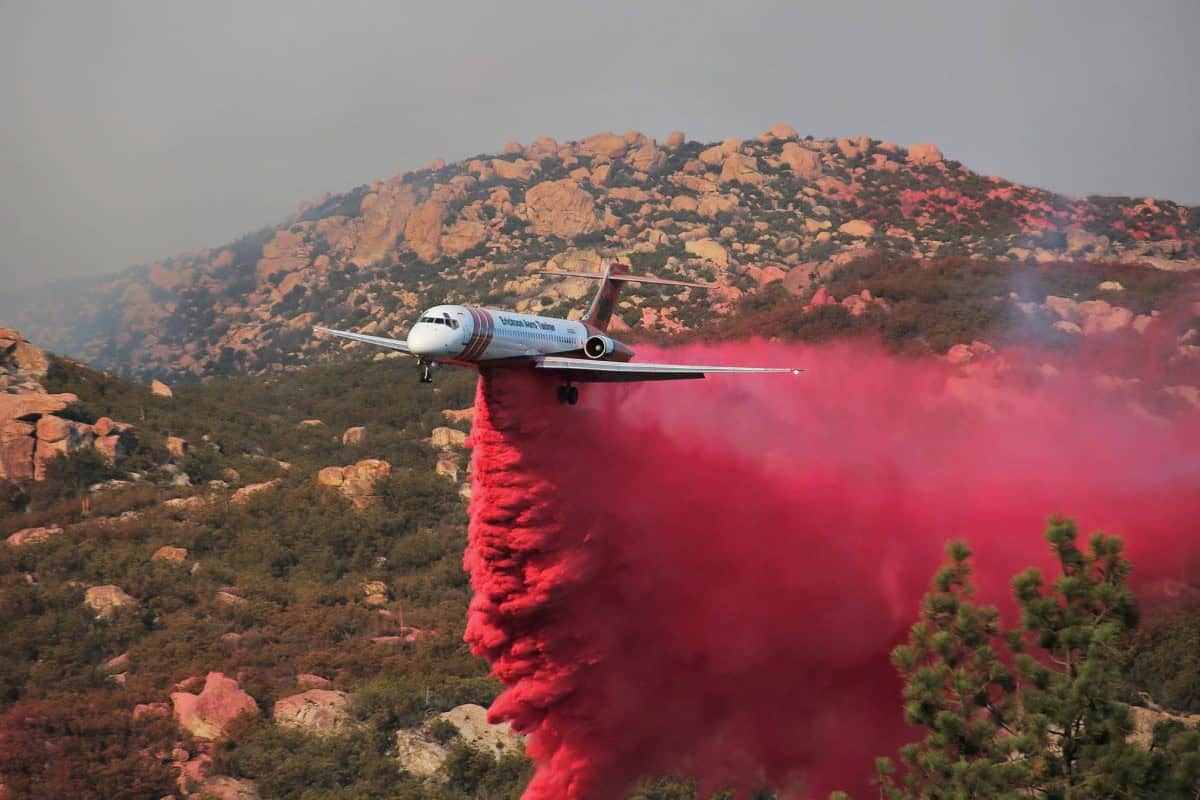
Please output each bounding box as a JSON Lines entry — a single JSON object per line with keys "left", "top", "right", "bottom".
{"left": 536, "top": 262, "right": 716, "bottom": 332}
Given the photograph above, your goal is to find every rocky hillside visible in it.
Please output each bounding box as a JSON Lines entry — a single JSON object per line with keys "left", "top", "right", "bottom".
{"left": 0, "top": 350, "right": 536, "bottom": 798}
{"left": 2, "top": 126, "right": 1198, "bottom": 380}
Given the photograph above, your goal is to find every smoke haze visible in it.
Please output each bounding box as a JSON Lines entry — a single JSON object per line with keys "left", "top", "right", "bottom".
{"left": 3, "top": 1, "right": 1199, "bottom": 286}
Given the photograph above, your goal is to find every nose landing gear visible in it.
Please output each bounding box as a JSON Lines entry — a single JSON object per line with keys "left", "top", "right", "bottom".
{"left": 418, "top": 360, "right": 435, "bottom": 384}
{"left": 557, "top": 384, "right": 579, "bottom": 405}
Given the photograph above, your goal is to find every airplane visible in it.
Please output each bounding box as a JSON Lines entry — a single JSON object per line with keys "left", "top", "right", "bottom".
{"left": 314, "top": 261, "right": 800, "bottom": 404}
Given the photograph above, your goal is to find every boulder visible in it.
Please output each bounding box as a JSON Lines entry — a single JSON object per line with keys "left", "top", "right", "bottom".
{"left": 84, "top": 585, "right": 137, "bottom": 619}
{"left": 684, "top": 239, "right": 730, "bottom": 268}
{"left": 352, "top": 183, "right": 418, "bottom": 266}
{"left": 404, "top": 201, "right": 448, "bottom": 262}
{"left": 361, "top": 580, "right": 388, "bottom": 598}
{"left": 438, "top": 704, "right": 524, "bottom": 757}
{"left": 0, "top": 419, "right": 35, "bottom": 481}
{"left": 319, "top": 459, "right": 391, "bottom": 508}
{"left": 93, "top": 434, "right": 130, "bottom": 463}
{"left": 435, "top": 457, "right": 460, "bottom": 482}
{"left": 5, "top": 525, "right": 61, "bottom": 546}
{"left": 524, "top": 136, "right": 559, "bottom": 159}
{"left": 297, "top": 419, "right": 325, "bottom": 429}
{"left": 491, "top": 158, "right": 538, "bottom": 182}
{"left": 838, "top": 219, "right": 875, "bottom": 238}
{"left": 627, "top": 140, "right": 666, "bottom": 174}
{"left": 524, "top": 180, "right": 600, "bottom": 239}
{"left": 150, "top": 380, "right": 173, "bottom": 398}
{"left": 664, "top": 130, "right": 686, "bottom": 149}
{"left": 171, "top": 672, "right": 260, "bottom": 741}
{"left": 718, "top": 153, "right": 764, "bottom": 186}
{"left": 166, "top": 436, "right": 188, "bottom": 460}
{"left": 153, "top": 545, "right": 189, "bottom": 563}
{"left": 441, "top": 219, "right": 488, "bottom": 256}
{"left": 578, "top": 132, "right": 627, "bottom": 159}
{"left": 430, "top": 427, "right": 467, "bottom": 449}
{"left": 441, "top": 408, "right": 474, "bottom": 424}
{"left": 216, "top": 590, "right": 248, "bottom": 606}
{"left": 341, "top": 426, "right": 367, "bottom": 446}
{"left": 163, "top": 495, "right": 205, "bottom": 510}
{"left": 765, "top": 123, "right": 798, "bottom": 140}
{"left": 34, "top": 417, "right": 95, "bottom": 480}
{"left": 272, "top": 690, "right": 356, "bottom": 737}
{"left": 342, "top": 459, "right": 390, "bottom": 504}
{"left": 297, "top": 674, "right": 332, "bottom": 690}
{"left": 317, "top": 466, "right": 346, "bottom": 487}
{"left": 697, "top": 194, "right": 739, "bottom": 218}
{"left": 231, "top": 479, "right": 281, "bottom": 504}
{"left": 780, "top": 142, "right": 822, "bottom": 179}
{"left": 0, "top": 392, "right": 76, "bottom": 421}
{"left": 394, "top": 730, "right": 451, "bottom": 778}
{"left": 835, "top": 136, "right": 870, "bottom": 159}
{"left": 102, "top": 652, "right": 130, "bottom": 674}
{"left": 907, "top": 143, "right": 943, "bottom": 165}
{"left": 395, "top": 704, "right": 523, "bottom": 777}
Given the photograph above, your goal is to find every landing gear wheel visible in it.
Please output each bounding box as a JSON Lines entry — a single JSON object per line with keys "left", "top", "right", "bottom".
{"left": 556, "top": 385, "right": 568, "bottom": 403}
{"left": 557, "top": 384, "right": 580, "bottom": 405}
{"left": 419, "top": 361, "right": 434, "bottom": 384}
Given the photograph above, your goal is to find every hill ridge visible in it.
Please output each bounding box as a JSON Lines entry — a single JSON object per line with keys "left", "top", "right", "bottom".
{"left": 2, "top": 125, "right": 1197, "bottom": 379}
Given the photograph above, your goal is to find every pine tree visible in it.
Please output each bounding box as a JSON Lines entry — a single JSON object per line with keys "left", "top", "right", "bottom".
{"left": 875, "top": 539, "right": 1029, "bottom": 799}
{"left": 1007, "top": 518, "right": 1145, "bottom": 799}
{"left": 868, "top": 518, "right": 1200, "bottom": 800}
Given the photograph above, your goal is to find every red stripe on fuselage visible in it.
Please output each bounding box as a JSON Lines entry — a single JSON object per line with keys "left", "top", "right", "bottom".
{"left": 461, "top": 307, "right": 492, "bottom": 362}
{"left": 476, "top": 309, "right": 494, "bottom": 360}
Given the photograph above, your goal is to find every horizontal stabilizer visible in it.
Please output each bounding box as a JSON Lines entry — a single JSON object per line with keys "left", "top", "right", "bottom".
{"left": 535, "top": 270, "right": 717, "bottom": 290}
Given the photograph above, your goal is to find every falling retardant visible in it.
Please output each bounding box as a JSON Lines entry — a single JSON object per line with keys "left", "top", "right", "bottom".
{"left": 463, "top": 334, "right": 1200, "bottom": 799}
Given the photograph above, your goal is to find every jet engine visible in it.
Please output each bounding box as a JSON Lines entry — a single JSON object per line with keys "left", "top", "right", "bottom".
{"left": 584, "top": 335, "right": 616, "bottom": 359}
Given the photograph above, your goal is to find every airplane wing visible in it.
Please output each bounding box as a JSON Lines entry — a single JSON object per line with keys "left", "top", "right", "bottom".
{"left": 533, "top": 356, "right": 801, "bottom": 383}
{"left": 314, "top": 326, "right": 410, "bottom": 354}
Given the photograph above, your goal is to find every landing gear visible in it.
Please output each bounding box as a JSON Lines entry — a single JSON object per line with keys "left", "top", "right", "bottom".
{"left": 557, "top": 384, "right": 579, "bottom": 405}
{"left": 419, "top": 360, "right": 435, "bottom": 384}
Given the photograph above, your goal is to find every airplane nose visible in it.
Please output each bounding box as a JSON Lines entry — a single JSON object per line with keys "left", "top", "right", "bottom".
{"left": 408, "top": 326, "right": 437, "bottom": 356}
{"left": 408, "top": 325, "right": 457, "bottom": 357}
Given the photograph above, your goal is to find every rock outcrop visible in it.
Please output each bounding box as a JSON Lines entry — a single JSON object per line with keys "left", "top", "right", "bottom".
{"left": 84, "top": 585, "right": 137, "bottom": 619}
{"left": 317, "top": 459, "right": 391, "bottom": 508}
{"left": 170, "top": 672, "right": 260, "bottom": 740}
{"left": 524, "top": 179, "right": 600, "bottom": 238}
{"left": 272, "top": 689, "right": 356, "bottom": 736}
{"left": 0, "top": 330, "right": 136, "bottom": 481}
{"left": 5, "top": 525, "right": 62, "bottom": 546}
{"left": 394, "top": 704, "right": 523, "bottom": 778}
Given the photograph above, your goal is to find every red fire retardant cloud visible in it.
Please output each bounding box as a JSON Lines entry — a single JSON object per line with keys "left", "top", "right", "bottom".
{"left": 463, "top": 337, "right": 1200, "bottom": 799}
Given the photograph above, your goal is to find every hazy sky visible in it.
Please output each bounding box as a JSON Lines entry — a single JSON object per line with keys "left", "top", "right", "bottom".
{"left": 2, "top": 1, "right": 1197, "bottom": 287}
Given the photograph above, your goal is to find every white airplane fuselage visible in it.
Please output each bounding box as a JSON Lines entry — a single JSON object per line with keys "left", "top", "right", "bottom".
{"left": 407, "top": 304, "right": 632, "bottom": 366}
{"left": 316, "top": 261, "right": 798, "bottom": 403}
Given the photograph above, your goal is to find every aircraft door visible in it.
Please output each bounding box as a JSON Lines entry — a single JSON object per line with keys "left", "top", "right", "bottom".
{"left": 450, "top": 310, "right": 469, "bottom": 348}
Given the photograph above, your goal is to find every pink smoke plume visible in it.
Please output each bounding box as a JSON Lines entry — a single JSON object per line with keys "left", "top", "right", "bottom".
{"left": 463, "top": 335, "right": 1200, "bottom": 799}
